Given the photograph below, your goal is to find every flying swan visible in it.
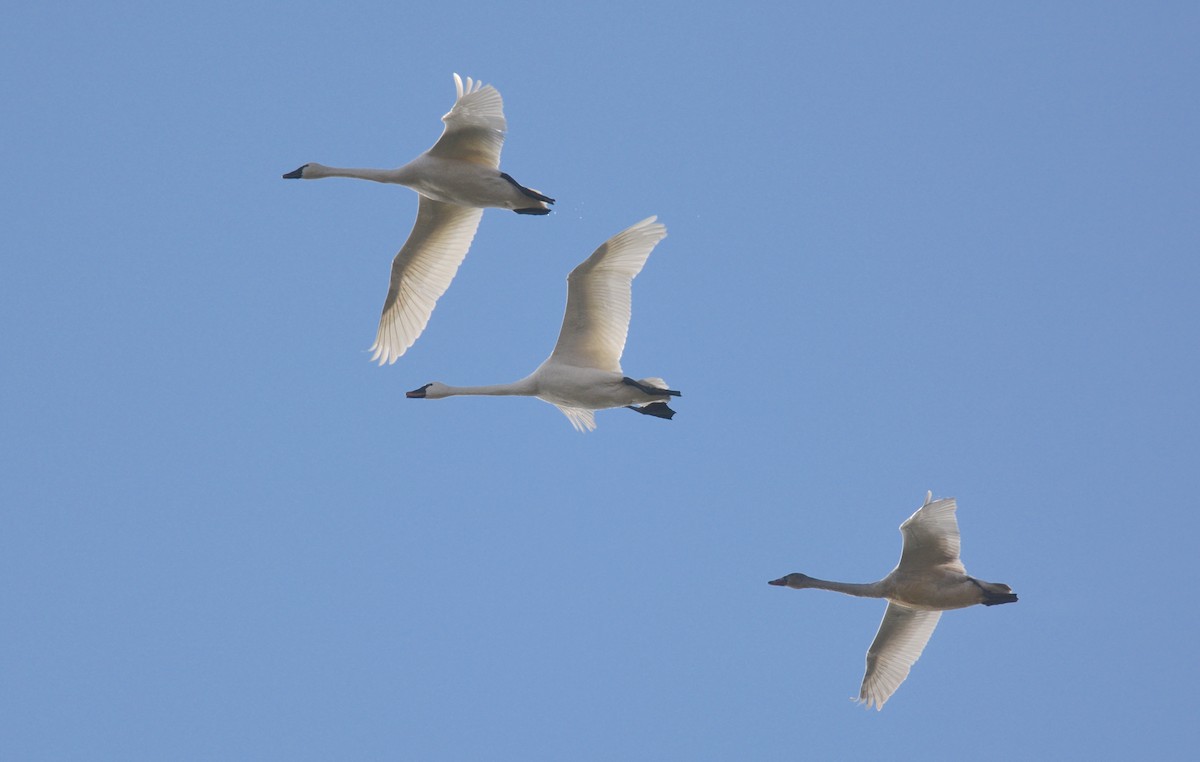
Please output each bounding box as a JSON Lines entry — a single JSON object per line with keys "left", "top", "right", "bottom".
{"left": 769, "top": 492, "right": 1017, "bottom": 710}
{"left": 406, "top": 217, "right": 679, "bottom": 432}
{"left": 283, "top": 74, "right": 554, "bottom": 364}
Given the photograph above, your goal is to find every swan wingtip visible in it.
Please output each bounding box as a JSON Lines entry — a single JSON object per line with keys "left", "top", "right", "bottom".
{"left": 368, "top": 342, "right": 403, "bottom": 366}
{"left": 451, "top": 72, "right": 485, "bottom": 99}
{"left": 631, "top": 215, "right": 667, "bottom": 242}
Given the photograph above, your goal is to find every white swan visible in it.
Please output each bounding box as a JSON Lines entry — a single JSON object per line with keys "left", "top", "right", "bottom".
{"left": 405, "top": 217, "right": 679, "bottom": 432}
{"left": 283, "top": 74, "right": 554, "bottom": 364}
{"left": 769, "top": 492, "right": 1017, "bottom": 710}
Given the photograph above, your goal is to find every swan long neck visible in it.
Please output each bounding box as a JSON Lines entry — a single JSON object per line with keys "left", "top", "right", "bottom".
{"left": 804, "top": 577, "right": 887, "bottom": 599}
{"left": 438, "top": 379, "right": 537, "bottom": 397}
{"left": 305, "top": 164, "right": 405, "bottom": 183}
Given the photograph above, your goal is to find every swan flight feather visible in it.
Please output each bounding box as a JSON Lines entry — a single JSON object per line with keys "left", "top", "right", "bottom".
{"left": 897, "top": 493, "right": 966, "bottom": 575}
{"left": 859, "top": 604, "right": 942, "bottom": 710}
{"left": 548, "top": 216, "right": 668, "bottom": 372}
{"left": 371, "top": 198, "right": 484, "bottom": 364}
{"left": 426, "top": 74, "right": 506, "bottom": 168}
{"left": 554, "top": 405, "right": 597, "bottom": 433}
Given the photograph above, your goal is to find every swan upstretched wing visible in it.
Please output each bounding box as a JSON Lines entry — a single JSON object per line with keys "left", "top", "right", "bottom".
{"left": 896, "top": 493, "right": 965, "bottom": 575}
{"left": 425, "top": 74, "right": 506, "bottom": 168}
{"left": 859, "top": 603, "right": 942, "bottom": 710}
{"left": 370, "top": 196, "right": 484, "bottom": 364}
{"left": 547, "top": 217, "right": 668, "bottom": 372}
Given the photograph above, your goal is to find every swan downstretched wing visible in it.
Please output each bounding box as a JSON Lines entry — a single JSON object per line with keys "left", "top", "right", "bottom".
{"left": 547, "top": 217, "right": 668, "bottom": 372}
{"left": 859, "top": 603, "right": 942, "bottom": 710}
{"left": 370, "top": 197, "right": 484, "bottom": 364}
{"left": 552, "top": 405, "right": 597, "bottom": 433}
{"left": 425, "top": 74, "right": 506, "bottom": 168}
{"left": 896, "top": 495, "right": 964, "bottom": 574}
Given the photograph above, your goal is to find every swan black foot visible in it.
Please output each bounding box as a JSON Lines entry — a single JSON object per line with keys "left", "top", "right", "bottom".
{"left": 981, "top": 592, "right": 1019, "bottom": 606}
{"left": 499, "top": 172, "right": 556, "bottom": 204}
{"left": 970, "top": 578, "right": 1019, "bottom": 606}
{"left": 626, "top": 402, "right": 676, "bottom": 420}
{"left": 621, "top": 376, "right": 682, "bottom": 397}
{"left": 514, "top": 207, "right": 552, "bottom": 215}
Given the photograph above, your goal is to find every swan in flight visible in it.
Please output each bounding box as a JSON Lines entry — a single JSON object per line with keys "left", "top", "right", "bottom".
{"left": 405, "top": 217, "right": 679, "bottom": 432}
{"left": 283, "top": 74, "right": 555, "bottom": 364}
{"left": 769, "top": 492, "right": 1017, "bottom": 710}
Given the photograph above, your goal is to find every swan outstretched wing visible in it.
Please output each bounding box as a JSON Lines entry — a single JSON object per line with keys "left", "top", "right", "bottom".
{"left": 370, "top": 197, "right": 484, "bottom": 364}
{"left": 547, "top": 217, "right": 667, "bottom": 372}
{"left": 897, "top": 494, "right": 964, "bottom": 574}
{"left": 426, "top": 73, "right": 506, "bottom": 168}
{"left": 859, "top": 603, "right": 942, "bottom": 710}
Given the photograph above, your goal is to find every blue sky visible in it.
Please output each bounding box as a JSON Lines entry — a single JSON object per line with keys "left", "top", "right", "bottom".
{"left": 3, "top": 1, "right": 1198, "bottom": 759}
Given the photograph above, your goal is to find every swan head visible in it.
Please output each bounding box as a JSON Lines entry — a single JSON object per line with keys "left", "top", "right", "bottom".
{"left": 768, "top": 573, "right": 814, "bottom": 589}
{"left": 406, "top": 382, "right": 450, "bottom": 399}
{"left": 282, "top": 162, "right": 331, "bottom": 179}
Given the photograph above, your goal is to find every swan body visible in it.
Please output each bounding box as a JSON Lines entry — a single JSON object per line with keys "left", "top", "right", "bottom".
{"left": 406, "top": 217, "right": 679, "bottom": 432}
{"left": 283, "top": 74, "right": 554, "bottom": 364}
{"left": 769, "top": 492, "right": 1017, "bottom": 710}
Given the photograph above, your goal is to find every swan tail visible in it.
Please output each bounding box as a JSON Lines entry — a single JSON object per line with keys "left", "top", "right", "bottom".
{"left": 626, "top": 402, "right": 676, "bottom": 420}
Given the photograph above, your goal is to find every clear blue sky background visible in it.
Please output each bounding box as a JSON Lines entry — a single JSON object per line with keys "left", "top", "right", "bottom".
{"left": 3, "top": 2, "right": 1197, "bottom": 759}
